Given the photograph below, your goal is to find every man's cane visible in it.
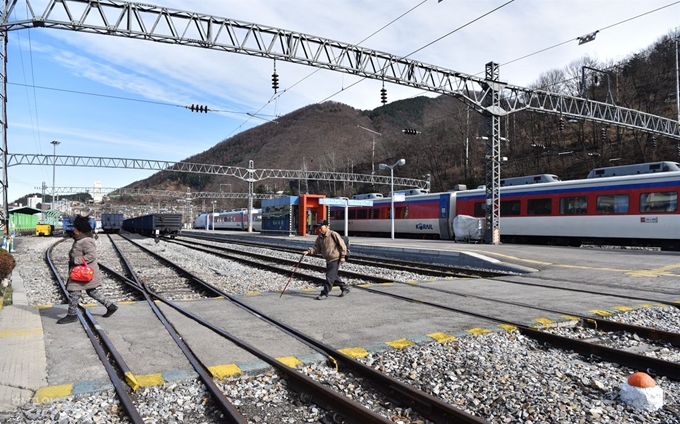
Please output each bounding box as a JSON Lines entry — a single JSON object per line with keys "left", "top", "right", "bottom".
{"left": 280, "top": 254, "right": 305, "bottom": 298}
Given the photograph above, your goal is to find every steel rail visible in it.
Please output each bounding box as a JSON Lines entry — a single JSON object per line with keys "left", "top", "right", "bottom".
{"left": 356, "top": 285, "right": 680, "bottom": 381}
{"left": 123, "top": 235, "right": 491, "bottom": 423}
{"left": 45, "top": 239, "right": 144, "bottom": 424}
{"left": 105, "top": 235, "right": 249, "bottom": 423}
{"left": 175, "top": 233, "right": 506, "bottom": 278}
{"left": 377, "top": 277, "right": 680, "bottom": 348}
{"left": 106, "top": 238, "right": 398, "bottom": 424}
{"left": 136, "top": 236, "right": 492, "bottom": 423}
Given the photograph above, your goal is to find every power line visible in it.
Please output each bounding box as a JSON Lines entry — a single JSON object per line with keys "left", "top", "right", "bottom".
{"left": 223, "top": 0, "right": 430, "bottom": 140}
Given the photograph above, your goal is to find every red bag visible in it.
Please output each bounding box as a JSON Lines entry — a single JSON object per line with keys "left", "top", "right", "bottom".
{"left": 70, "top": 256, "right": 94, "bottom": 283}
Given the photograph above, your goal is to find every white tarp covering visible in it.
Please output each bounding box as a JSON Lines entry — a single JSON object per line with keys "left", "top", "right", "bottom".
{"left": 453, "top": 215, "right": 485, "bottom": 241}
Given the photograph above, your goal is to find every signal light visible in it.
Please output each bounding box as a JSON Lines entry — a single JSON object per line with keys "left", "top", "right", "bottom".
{"left": 380, "top": 87, "right": 387, "bottom": 105}
{"left": 272, "top": 72, "right": 279, "bottom": 93}
{"left": 189, "top": 104, "right": 208, "bottom": 113}
{"left": 402, "top": 128, "right": 419, "bottom": 135}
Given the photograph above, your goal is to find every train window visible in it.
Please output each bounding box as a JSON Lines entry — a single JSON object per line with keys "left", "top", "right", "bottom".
{"left": 560, "top": 196, "right": 587, "bottom": 214}
{"left": 527, "top": 198, "right": 552, "bottom": 215}
{"left": 369, "top": 208, "right": 379, "bottom": 219}
{"left": 357, "top": 209, "right": 368, "bottom": 219}
{"left": 500, "top": 200, "right": 521, "bottom": 216}
{"left": 640, "top": 192, "right": 678, "bottom": 213}
{"left": 596, "top": 195, "right": 629, "bottom": 214}
{"left": 348, "top": 210, "right": 356, "bottom": 219}
{"left": 335, "top": 210, "right": 345, "bottom": 219}
{"left": 473, "top": 202, "right": 486, "bottom": 217}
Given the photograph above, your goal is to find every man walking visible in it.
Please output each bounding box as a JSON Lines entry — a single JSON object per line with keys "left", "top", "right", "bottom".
{"left": 303, "top": 220, "right": 350, "bottom": 300}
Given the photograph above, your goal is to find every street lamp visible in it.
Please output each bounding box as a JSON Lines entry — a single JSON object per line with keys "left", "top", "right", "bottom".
{"left": 50, "top": 140, "right": 60, "bottom": 211}
{"left": 211, "top": 201, "right": 217, "bottom": 231}
{"left": 378, "top": 158, "right": 406, "bottom": 239}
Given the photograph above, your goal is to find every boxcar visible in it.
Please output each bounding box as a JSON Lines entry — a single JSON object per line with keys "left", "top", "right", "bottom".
{"left": 101, "top": 213, "right": 124, "bottom": 233}
{"left": 123, "top": 214, "right": 183, "bottom": 237}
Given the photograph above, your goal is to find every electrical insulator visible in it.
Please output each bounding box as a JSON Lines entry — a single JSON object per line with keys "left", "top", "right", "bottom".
{"left": 651, "top": 135, "right": 657, "bottom": 148}
{"left": 558, "top": 118, "right": 565, "bottom": 131}
{"left": 677, "top": 144, "right": 680, "bottom": 157}
{"left": 190, "top": 104, "right": 208, "bottom": 113}
{"left": 380, "top": 87, "right": 387, "bottom": 105}
{"left": 402, "top": 129, "right": 418, "bottom": 135}
{"left": 600, "top": 128, "right": 606, "bottom": 142}
{"left": 272, "top": 72, "right": 279, "bottom": 93}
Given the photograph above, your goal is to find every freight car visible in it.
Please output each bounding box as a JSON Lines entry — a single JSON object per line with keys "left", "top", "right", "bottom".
{"left": 101, "top": 213, "right": 124, "bottom": 234}
{"left": 62, "top": 216, "right": 98, "bottom": 237}
{"left": 123, "top": 214, "right": 183, "bottom": 237}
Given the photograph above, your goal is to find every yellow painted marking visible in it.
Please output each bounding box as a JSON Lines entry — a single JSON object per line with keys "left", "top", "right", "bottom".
{"left": 245, "top": 291, "right": 261, "bottom": 296}
{"left": 532, "top": 318, "right": 555, "bottom": 328}
{"left": 560, "top": 315, "right": 580, "bottom": 321}
{"left": 406, "top": 280, "right": 419, "bottom": 285}
{"left": 590, "top": 309, "right": 613, "bottom": 317}
{"left": 117, "top": 301, "right": 136, "bottom": 305}
{"left": 654, "top": 303, "right": 669, "bottom": 308}
{"left": 124, "top": 372, "right": 140, "bottom": 392}
{"left": 135, "top": 373, "right": 164, "bottom": 388}
{"left": 211, "top": 296, "right": 224, "bottom": 300}
{"left": 673, "top": 301, "right": 680, "bottom": 305}
{"left": 0, "top": 328, "right": 42, "bottom": 338}
{"left": 277, "top": 356, "right": 303, "bottom": 368}
{"left": 385, "top": 338, "right": 415, "bottom": 349}
{"left": 612, "top": 306, "right": 634, "bottom": 312}
{"left": 428, "top": 332, "right": 456, "bottom": 343}
{"left": 358, "top": 283, "right": 372, "bottom": 288}
{"left": 209, "top": 364, "right": 242, "bottom": 379}
{"left": 466, "top": 327, "right": 492, "bottom": 336}
{"left": 636, "top": 304, "right": 653, "bottom": 308}
{"left": 498, "top": 324, "right": 517, "bottom": 332}
{"left": 81, "top": 303, "right": 97, "bottom": 308}
{"left": 339, "top": 347, "right": 370, "bottom": 358}
{"left": 463, "top": 249, "right": 680, "bottom": 277}
{"left": 424, "top": 278, "right": 437, "bottom": 282}
{"left": 626, "top": 263, "right": 680, "bottom": 278}
{"left": 37, "top": 304, "right": 52, "bottom": 309}
{"left": 378, "top": 282, "right": 394, "bottom": 286}
{"left": 301, "top": 288, "right": 317, "bottom": 292}
{"left": 33, "top": 384, "right": 73, "bottom": 403}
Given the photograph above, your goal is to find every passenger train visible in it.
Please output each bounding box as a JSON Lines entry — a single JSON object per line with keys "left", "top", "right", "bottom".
{"left": 194, "top": 209, "right": 262, "bottom": 231}
{"left": 331, "top": 161, "right": 680, "bottom": 249}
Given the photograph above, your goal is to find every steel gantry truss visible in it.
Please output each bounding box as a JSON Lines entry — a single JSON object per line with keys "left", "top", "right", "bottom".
{"left": 7, "top": 153, "right": 428, "bottom": 189}
{"left": 1, "top": 0, "right": 679, "bottom": 241}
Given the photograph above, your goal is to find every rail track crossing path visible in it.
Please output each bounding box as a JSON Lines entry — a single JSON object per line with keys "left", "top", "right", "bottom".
{"left": 2, "top": 231, "right": 680, "bottom": 422}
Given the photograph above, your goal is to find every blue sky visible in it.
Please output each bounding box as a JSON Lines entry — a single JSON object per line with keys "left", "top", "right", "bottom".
{"left": 5, "top": 0, "right": 680, "bottom": 202}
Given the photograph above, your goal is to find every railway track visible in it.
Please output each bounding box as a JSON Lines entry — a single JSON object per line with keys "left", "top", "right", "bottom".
{"left": 46, "top": 234, "right": 491, "bottom": 423}
{"left": 40, "top": 232, "right": 680, "bottom": 422}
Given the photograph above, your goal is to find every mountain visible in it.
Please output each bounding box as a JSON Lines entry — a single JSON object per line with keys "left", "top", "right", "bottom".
{"left": 125, "top": 30, "right": 680, "bottom": 206}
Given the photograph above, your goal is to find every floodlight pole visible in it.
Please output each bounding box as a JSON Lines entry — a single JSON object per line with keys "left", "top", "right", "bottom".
{"left": 379, "top": 159, "right": 406, "bottom": 239}
{"left": 50, "top": 140, "right": 60, "bottom": 211}
{"left": 356, "top": 124, "right": 380, "bottom": 177}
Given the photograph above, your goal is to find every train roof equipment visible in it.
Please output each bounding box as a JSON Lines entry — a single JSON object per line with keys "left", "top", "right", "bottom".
{"left": 587, "top": 161, "right": 680, "bottom": 179}
{"left": 352, "top": 193, "right": 383, "bottom": 200}
{"left": 500, "top": 174, "right": 561, "bottom": 187}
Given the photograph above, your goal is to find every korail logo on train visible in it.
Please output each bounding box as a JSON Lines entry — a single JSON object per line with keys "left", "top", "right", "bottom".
{"left": 415, "top": 223, "right": 434, "bottom": 230}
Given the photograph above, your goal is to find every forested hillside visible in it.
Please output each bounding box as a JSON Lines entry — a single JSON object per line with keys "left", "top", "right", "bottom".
{"left": 126, "top": 29, "right": 680, "bottom": 205}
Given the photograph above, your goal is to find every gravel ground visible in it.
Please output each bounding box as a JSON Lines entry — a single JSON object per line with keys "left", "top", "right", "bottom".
{"left": 4, "top": 234, "right": 680, "bottom": 423}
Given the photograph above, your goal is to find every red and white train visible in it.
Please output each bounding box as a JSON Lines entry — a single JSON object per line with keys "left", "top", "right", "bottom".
{"left": 194, "top": 209, "right": 262, "bottom": 231}
{"left": 331, "top": 161, "right": 680, "bottom": 249}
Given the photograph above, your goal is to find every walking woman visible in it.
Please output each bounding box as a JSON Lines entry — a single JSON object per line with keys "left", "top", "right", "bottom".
{"left": 57, "top": 215, "right": 118, "bottom": 324}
